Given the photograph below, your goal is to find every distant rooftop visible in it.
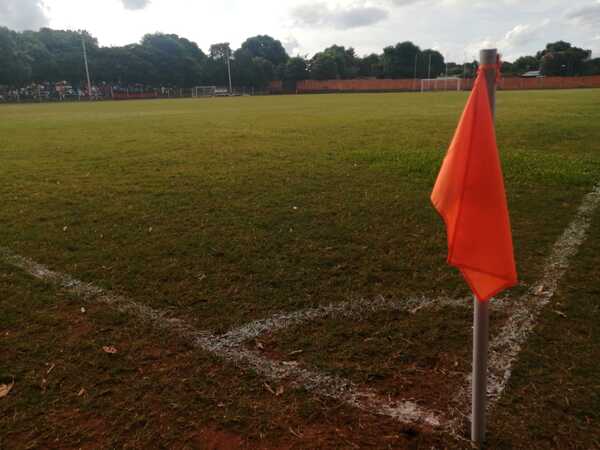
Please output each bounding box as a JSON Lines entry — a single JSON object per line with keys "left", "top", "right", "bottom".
{"left": 521, "top": 70, "right": 543, "bottom": 78}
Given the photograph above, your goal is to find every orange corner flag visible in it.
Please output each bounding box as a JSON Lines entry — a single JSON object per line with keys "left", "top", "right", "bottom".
{"left": 431, "top": 70, "right": 517, "bottom": 301}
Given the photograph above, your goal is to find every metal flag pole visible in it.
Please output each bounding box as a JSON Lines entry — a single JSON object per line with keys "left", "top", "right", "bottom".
{"left": 471, "top": 48, "right": 497, "bottom": 447}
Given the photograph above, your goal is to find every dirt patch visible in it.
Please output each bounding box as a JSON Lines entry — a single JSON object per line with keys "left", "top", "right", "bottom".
{"left": 188, "top": 426, "right": 244, "bottom": 450}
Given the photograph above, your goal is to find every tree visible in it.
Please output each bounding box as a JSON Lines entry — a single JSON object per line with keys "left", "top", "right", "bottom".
{"left": 231, "top": 48, "right": 275, "bottom": 88}
{"left": 382, "top": 41, "right": 420, "bottom": 78}
{"left": 512, "top": 56, "right": 539, "bottom": 74}
{"left": 0, "top": 27, "right": 31, "bottom": 86}
{"left": 538, "top": 41, "right": 591, "bottom": 76}
{"left": 583, "top": 58, "right": 600, "bottom": 75}
{"left": 201, "top": 42, "right": 231, "bottom": 86}
{"left": 284, "top": 56, "right": 308, "bottom": 81}
{"left": 310, "top": 52, "right": 338, "bottom": 80}
{"left": 209, "top": 42, "right": 232, "bottom": 60}
{"left": 139, "top": 33, "right": 205, "bottom": 86}
{"left": 419, "top": 49, "right": 445, "bottom": 78}
{"left": 358, "top": 53, "right": 382, "bottom": 78}
{"left": 309, "top": 45, "right": 359, "bottom": 79}
{"left": 240, "top": 35, "right": 288, "bottom": 66}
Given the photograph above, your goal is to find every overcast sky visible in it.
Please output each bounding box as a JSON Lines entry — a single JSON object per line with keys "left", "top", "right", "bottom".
{"left": 1, "top": 0, "right": 599, "bottom": 61}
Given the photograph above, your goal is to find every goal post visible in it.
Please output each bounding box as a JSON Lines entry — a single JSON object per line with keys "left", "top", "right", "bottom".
{"left": 193, "top": 86, "right": 217, "bottom": 97}
{"left": 420, "top": 78, "right": 462, "bottom": 92}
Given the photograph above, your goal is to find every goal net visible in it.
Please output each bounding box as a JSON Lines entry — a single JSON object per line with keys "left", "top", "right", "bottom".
{"left": 420, "top": 78, "right": 462, "bottom": 92}
{"left": 193, "top": 86, "right": 217, "bottom": 97}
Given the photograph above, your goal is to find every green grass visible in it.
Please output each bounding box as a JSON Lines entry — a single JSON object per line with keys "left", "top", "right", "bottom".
{"left": 1, "top": 90, "right": 599, "bottom": 448}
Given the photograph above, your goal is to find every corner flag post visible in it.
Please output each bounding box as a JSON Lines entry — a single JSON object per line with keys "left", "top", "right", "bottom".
{"left": 471, "top": 48, "right": 498, "bottom": 446}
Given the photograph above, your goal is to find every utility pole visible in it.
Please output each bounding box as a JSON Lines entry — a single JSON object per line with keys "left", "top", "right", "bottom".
{"left": 428, "top": 53, "right": 432, "bottom": 79}
{"left": 413, "top": 52, "right": 418, "bottom": 91}
{"left": 82, "top": 35, "right": 92, "bottom": 100}
{"left": 226, "top": 46, "right": 233, "bottom": 95}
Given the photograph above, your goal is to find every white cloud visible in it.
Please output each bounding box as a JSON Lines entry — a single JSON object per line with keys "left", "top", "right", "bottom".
{"left": 566, "top": 1, "right": 600, "bottom": 27}
{"left": 6, "top": 0, "right": 595, "bottom": 63}
{"left": 291, "top": 2, "right": 389, "bottom": 29}
{"left": 121, "top": 0, "right": 150, "bottom": 10}
{"left": 283, "top": 35, "right": 301, "bottom": 55}
{"left": 464, "top": 20, "right": 552, "bottom": 62}
{"left": 0, "top": 0, "right": 49, "bottom": 30}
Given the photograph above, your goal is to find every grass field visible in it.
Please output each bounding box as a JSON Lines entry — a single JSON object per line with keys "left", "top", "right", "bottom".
{"left": 1, "top": 90, "right": 599, "bottom": 449}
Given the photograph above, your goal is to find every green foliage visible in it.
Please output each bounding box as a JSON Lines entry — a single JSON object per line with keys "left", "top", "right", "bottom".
{"left": 309, "top": 52, "right": 339, "bottom": 80}
{"left": 382, "top": 42, "right": 445, "bottom": 79}
{"left": 309, "top": 45, "right": 360, "bottom": 80}
{"left": 1, "top": 26, "right": 599, "bottom": 88}
{"left": 240, "top": 35, "right": 288, "bottom": 66}
{"left": 0, "top": 27, "right": 31, "bottom": 85}
{"left": 358, "top": 53, "right": 383, "bottom": 78}
{"left": 538, "top": 41, "right": 592, "bottom": 76}
{"left": 512, "top": 55, "right": 540, "bottom": 74}
{"left": 284, "top": 56, "right": 308, "bottom": 81}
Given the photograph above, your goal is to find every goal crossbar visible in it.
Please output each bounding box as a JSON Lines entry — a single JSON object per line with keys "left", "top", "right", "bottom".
{"left": 420, "top": 78, "right": 462, "bottom": 92}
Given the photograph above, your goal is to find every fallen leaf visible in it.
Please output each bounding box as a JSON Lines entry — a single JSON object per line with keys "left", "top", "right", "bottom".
{"left": 78, "top": 388, "right": 86, "bottom": 396}
{"left": 534, "top": 285, "right": 545, "bottom": 296}
{"left": 102, "top": 346, "right": 118, "bottom": 354}
{"left": 0, "top": 380, "right": 14, "bottom": 398}
{"left": 289, "top": 427, "right": 304, "bottom": 438}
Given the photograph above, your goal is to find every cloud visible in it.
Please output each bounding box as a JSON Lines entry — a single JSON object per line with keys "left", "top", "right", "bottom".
{"left": 291, "top": 2, "right": 389, "bottom": 29}
{"left": 283, "top": 36, "right": 301, "bottom": 55}
{"left": 465, "top": 20, "right": 551, "bottom": 61}
{"left": 387, "top": 0, "right": 428, "bottom": 6}
{"left": 566, "top": 1, "right": 600, "bottom": 27}
{"left": 0, "top": 0, "right": 48, "bottom": 31}
{"left": 121, "top": 0, "right": 151, "bottom": 11}
{"left": 501, "top": 20, "right": 550, "bottom": 48}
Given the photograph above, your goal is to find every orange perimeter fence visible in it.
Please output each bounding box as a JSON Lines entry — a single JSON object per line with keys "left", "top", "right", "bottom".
{"left": 270, "top": 76, "right": 600, "bottom": 94}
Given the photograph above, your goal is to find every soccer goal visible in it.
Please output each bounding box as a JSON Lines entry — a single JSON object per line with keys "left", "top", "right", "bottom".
{"left": 193, "top": 86, "right": 217, "bottom": 97}
{"left": 420, "top": 78, "right": 462, "bottom": 92}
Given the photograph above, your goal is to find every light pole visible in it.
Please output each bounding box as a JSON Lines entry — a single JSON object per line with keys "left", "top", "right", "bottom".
{"left": 413, "top": 52, "right": 418, "bottom": 91}
{"left": 82, "top": 35, "right": 92, "bottom": 100}
{"left": 428, "top": 53, "right": 432, "bottom": 79}
{"left": 227, "top": 46, "right": 233, "bottom": 95}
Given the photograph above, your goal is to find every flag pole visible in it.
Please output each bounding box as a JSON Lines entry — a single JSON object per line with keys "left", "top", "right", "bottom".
{"left": 471, "top": 48, "right": 497, "bottom": 447}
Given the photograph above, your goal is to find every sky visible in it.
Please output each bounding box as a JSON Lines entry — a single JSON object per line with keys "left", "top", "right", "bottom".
{"left": 1, "top": 0, "right": 599, "bottom": 62}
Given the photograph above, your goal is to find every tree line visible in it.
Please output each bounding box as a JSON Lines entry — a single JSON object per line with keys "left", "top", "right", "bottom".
{"left": 1, "top": 26, "right": 599, "bottom": 89}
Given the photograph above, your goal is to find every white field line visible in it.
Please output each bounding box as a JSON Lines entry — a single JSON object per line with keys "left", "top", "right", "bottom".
{"left": 0, "top": 247, "right": 443, "bottom": 427}
{"left": 2, "top": 183, "right": 597, "bottom": 430}
{"left": 220, "top": 294, "right": 473, "bottom": 346}
{"left": 452, "top": 183, "right": 600, "bottom": 420}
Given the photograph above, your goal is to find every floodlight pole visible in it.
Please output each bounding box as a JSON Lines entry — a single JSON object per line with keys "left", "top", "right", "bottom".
{"left": 82, "top": 35, "right": 92, "bottom": 101}
{"left": 428, "top": 53, "right": 432, "bottom": 79}
{"left": 226, "top": 47, "right": 233, "bottom": 95}
{"left": 471, "top": 48, "right": 497, "bottom": 448}
{"left": 413, "top": 52, "right": 418, "bottom": 91}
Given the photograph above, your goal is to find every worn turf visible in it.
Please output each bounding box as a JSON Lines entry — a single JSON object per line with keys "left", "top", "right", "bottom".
{"left": 1, "top": 90, "right": 599, "bottom": 448}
